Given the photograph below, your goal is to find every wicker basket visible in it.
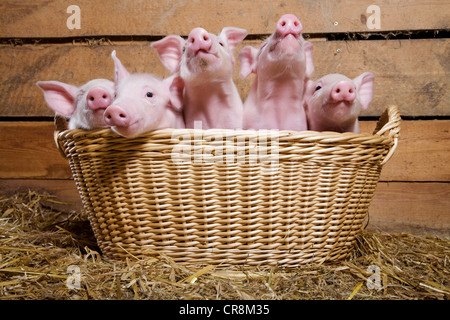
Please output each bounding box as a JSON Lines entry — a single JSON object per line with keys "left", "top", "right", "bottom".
{"left": 56, "top": 105, "right": 400, "bottom": 267}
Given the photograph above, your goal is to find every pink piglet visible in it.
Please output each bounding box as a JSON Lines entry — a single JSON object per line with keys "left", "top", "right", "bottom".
{"left": 303, "top": 72, "right": 375, "bottom": 133}
{"left": 36, "top": 78, "right": 114, "bottom": 130}
{"left": 103, "top": 50, "right": 185, "bottom": 138}
{"left": 151, "top": 26, "right": 248, "bottom": 129}
{"left": 238, "top": 14, "right": 314, "bottom": 131}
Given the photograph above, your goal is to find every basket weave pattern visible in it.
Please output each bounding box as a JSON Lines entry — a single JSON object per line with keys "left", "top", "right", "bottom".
{"left": 57, "top": 105, "right": 400, "bottom": 266}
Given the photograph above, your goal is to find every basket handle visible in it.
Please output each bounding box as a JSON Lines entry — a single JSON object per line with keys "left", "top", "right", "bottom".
{"left": 53, "top": 115, "right": 68, "bottom": 159}
{"left": 373, "top": 105, "right": 401, "bottom": 165}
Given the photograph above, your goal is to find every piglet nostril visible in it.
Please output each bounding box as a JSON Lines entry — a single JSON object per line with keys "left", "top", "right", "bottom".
{"left": 187, "top": 28, "right": 212, "bottom": 53}
{"left": 277, "top": 14, "right": 303, "bottom": 37}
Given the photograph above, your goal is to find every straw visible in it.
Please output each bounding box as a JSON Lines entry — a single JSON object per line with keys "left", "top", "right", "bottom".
{"left": 1, "top": 190, "right": 448, "bottom": 300}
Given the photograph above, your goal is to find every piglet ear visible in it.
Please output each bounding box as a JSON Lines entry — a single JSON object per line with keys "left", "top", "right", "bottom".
{"left": 303, "top": 41, "right": 314, "bottom": 78}
{"left": 354, "top": 72, "right": 375, "bottom": 110}
{"left": 165, "top": 75, "right": 184, "bottom": 112}
{"left": 151, "top": 35, "right": 185, "bottom": 74}
{"left": 238, "top": 46, "right": 258, "bottom": 79}
{"left": 36, "top": 80, "right": 78, "bottom": 116}
{"left": 111, "top": 50, "right": 130, "bottom": 87}
{"left": 220, "top": 27, "right": 248, "bottom": 52}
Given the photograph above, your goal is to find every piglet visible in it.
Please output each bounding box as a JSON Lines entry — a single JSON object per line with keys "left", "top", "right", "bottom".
{"left": 103, "top": 50, "right": 185, "bottom": 138}
{"left": 238, "top": 14, "right": 314, "bottom": 131}
{"left": 303, "top": 72, "right": 375, "bottom": 133}
{"left": 36, "top": 79, "right": 114, "bottom": 130}
{"left": 151, "top": 26, "right": 248, "bottom": 129}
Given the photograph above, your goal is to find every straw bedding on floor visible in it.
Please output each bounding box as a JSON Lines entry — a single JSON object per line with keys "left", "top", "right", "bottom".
{"left": 1, "top": 191, "right": 448, "bottom": 300}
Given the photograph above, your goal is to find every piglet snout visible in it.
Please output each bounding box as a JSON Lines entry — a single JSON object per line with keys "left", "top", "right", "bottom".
{"left": 331, "top": 81, "right": 356, "bottom": 103}
{"left": 187, "top": 28, "right": 212, "bottom": 54}
{"left": 277, "top": 14, "right": 303, "bottom": 37}
{"left": 104, "top": 104, "right": 129, "bottom": 127}
{"left": 87, "top": 87, "right": 112, "bottom": 111}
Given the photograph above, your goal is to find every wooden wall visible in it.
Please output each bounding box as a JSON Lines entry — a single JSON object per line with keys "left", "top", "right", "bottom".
{"left": 0, "top": 0, "right": 449, "bottom": 235}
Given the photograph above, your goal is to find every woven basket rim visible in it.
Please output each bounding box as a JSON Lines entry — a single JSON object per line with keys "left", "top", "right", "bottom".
{"left": 58, "top": 126, "right": 389, "bottom": 141}
{"left": 55, "top": 105, "right": 401, "bottom": 168}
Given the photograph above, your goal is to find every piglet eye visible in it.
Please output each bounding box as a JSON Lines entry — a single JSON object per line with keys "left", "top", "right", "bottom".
{"left": 146, "top": 92, "right": 153, "bottom": 98}
{"left": 315, "top": 86, "right": 322, "bottom": 91}
{"left": 219, "top": 41, "right": 224, "bottom": 47}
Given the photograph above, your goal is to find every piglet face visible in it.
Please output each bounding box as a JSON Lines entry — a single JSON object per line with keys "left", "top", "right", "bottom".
{"left": 73, "top": 79, "right": 115, "bottom": 129}
{"left": 36, "top": 78, "right": 114, "bottom": 130}
{"left": 239, "top": 14, "right": 314, "bottom": 80}
{"left": 183, "top": 28, "right": 221, "bottom": 74}
{"left": 304, "top": 72, "right": 375, "bottom": 132}
{"left": 104, "top": 51, "right": 184, "bottom": 138}
{"left": 181, "top": 27, "right": 248, "bottom": 80}
{"left": 151, "top": 28, "right": 247, "bottom": 81}
{"left": 308, "top": 74, "right": 358, "bottom": 121}
{"left": 104, "top": 74, "right": 170, "bottom": 138}
{"left": 261, "top": 14, "right": 304, "bottom": 60}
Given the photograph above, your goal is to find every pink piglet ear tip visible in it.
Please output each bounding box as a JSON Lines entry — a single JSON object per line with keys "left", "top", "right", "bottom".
{"left": 364, "top": 71, "right": 375, "bottom": 80}
{"left": 152, "top": 35, "right": 184, "bottom": 46}
{"left": 36, "top": 80, "right": 52, "bottom": 89}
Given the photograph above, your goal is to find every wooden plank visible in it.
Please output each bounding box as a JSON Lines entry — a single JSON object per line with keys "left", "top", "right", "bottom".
{"left": 0, "top": 0, "right": 448, "bottom": 38}
{"left": 0, "top": 122, "right": 72, "bottom": 179}
{"left": 360, "top": 120, "right": 450, "bottom": 182}
{"left": 0, "top": 179, "right": 82, "bottom": 212}
{"left": 368, "top": 182, "right": 450, "bottom": 235}
{"left": 1, "top": 38, "right": 448, "bottom": 117}
{"left": 0, "top": 120, "right": 448, "bottom": 182}
{"left": 1, "top": 179, "right": 448, "bottom": 235}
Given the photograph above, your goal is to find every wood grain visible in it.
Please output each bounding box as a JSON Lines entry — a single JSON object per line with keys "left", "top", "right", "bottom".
{"left": 0, "top": 0, "right": 448, "bottom": 37}
{"left": 1, "top": 38, "right": 448, "bottom": 117}
{"left": 0, "top": 122, "right": 72, "bottom": 179}
{"left": 360, "top": 120, "right": 450, "bottom": 182}
{"left": 369, "top": 182, "right": 450, "bottom": 234}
